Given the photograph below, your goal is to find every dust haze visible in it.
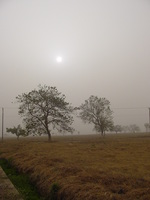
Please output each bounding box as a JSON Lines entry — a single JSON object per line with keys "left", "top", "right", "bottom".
{"left": 0, "top": 0, "right": 150, "bottom": 134}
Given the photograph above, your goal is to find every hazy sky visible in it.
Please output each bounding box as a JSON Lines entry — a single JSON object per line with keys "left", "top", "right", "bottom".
{"left": 0, "top": 0, "right": 150, "bottom": 133}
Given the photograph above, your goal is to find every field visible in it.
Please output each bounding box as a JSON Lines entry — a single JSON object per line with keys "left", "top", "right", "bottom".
{"left": 0, "top": 133, "right": 150, "bottom": 200}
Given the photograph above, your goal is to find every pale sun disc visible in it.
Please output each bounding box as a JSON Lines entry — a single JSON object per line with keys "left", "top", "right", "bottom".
{"left": 56, "top": 56, "right": 62, "bottom": 63}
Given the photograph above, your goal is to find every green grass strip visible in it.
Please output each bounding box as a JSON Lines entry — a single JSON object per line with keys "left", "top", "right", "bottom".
{"left": 0, "top": 159, "right": 44, "bottom": 200}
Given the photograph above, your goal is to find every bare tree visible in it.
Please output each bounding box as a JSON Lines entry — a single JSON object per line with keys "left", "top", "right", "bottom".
{"left": 79, "top": 96, "right": 113, "bottom": 136}
{"left": 113, "top": 125, "right": 122, "bottom": 134}
{"left": 16, "top": 85, "right": 74, "bottom": 141}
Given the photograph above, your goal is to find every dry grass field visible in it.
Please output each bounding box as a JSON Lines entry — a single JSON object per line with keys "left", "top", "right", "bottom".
{"left": 0, "top": 133, "right": 150, "bottom": 200}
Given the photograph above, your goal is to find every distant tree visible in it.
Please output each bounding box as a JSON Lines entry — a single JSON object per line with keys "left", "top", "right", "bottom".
{"left": 129, "top": 124, "right": 140, "bottom": 133}
{"left": 6, "top": 125, "right": 27, "bottom": 140}
{"left": 122, "top": 126, "right": 129, "bottom": 133}
{"left": 79, "top": 96, "right": 114, "bottom": 136}
{"left": 16, "top": 85, "right": 74, "bottom": 142}
{"left": 144, "top": 123, "right": 150, "bottom": 132}
{"left": 113, "top": 125, "right": 122, "bottom": 134}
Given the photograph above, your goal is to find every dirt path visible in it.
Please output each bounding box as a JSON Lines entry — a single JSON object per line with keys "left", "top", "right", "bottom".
{"left": 0, "top": 167, "right": 23, "bottom": 200}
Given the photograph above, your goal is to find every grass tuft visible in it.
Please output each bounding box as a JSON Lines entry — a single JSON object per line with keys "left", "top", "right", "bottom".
{"left": 47, "top": 182, "right": 60, "bottom": 200}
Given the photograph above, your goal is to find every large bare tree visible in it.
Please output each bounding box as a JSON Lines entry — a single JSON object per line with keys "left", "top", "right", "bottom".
{"left": 16, "top": 85, "right": 74, "bottom": 141}
{"left": 79, "top": 96, "right": 113, "bottom": 136}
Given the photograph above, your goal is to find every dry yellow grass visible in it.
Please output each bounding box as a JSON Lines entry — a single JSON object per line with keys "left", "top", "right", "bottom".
{"left": 0, "top": 133, "right": 150, "bottom": 200}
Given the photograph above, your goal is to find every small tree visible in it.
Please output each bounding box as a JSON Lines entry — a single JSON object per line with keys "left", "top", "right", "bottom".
{"left": 79, "top": 96, "right": 113, "bottom": 136}
{"left": 144, "top": 123, "right": 150, "bottom": 132}
{"left": 6, "top": 125, "right": 27, "bottom": 140}
{"left": 113, "top": 125, "right": 122, "bottom": 134}
{"left": 16, "top": 85, "right": 74, "bottom": 142}
{"left": 129, "top": 124, "right": 140, "bottom": 133}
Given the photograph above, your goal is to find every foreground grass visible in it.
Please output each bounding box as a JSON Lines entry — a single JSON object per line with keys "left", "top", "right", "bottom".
{"left": 0, "top": 133, "right": 150, "bottom": 200}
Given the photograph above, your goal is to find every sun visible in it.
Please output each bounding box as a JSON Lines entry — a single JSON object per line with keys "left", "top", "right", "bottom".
{"left": 56, "top": 56, "right": 62, "bottom": 63}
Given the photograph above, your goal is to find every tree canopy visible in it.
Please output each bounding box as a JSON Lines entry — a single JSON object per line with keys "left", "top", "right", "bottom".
{"left": 16, "top": 85, "right": 74, "bottom": 141}
{"left": 79, "top": 96, "right": 113, "bottom": 136}
{"left": 6, "top": 125, "right": 27, "bottom": 139}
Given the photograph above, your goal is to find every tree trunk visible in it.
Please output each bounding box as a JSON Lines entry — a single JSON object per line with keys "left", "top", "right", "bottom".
{"left": 103, "top": 131, "right": 105, "bottom": 137}
{"left": 45, "top": 117, "right": 51, "bottom": 142}
{"left": 101, "top": 127, "right": 105, "bottom": 137}
{"left": 47, "top": 130, "right": 52, "bottom": 142}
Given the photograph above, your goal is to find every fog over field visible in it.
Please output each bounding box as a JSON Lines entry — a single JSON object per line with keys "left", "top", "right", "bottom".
{"left": 0, "top": 0, "right": 150, "bottom": 134}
